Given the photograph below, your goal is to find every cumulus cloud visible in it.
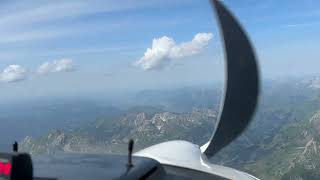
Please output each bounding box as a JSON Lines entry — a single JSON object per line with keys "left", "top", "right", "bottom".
{"left": 135, "top": 32, "right": 213, "bottom": 70}
{"left": 0, "top": 65, "right": 27, "bottom": 83}
{"left": 37, "top": 58, "right": 75, "bottom": 75}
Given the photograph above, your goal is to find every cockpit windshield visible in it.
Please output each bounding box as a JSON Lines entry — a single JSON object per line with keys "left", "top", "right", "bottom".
{"left": 0, "top": 1, "right": 319, "bottom": 179}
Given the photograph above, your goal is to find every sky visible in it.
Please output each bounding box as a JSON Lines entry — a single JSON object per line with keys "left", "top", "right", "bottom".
{"left": 0, "top": 0, "right": 319, "bottom": 100}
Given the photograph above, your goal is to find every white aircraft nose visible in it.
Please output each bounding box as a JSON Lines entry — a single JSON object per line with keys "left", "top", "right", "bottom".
{"left": 135, "top": 140, "right": 260, "bottom": 180}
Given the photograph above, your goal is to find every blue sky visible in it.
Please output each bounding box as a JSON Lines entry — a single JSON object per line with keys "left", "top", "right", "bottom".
{"left": 0, "top": 0, "right": 319, "bottom": 100}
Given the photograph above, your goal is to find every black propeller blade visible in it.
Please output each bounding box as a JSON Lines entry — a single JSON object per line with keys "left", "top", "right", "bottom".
{"left": 203, "top": 0, "right": 260, "bottom": 158}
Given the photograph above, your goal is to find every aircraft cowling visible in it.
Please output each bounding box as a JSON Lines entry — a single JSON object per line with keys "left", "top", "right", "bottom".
{"left": 135, "top": 140, "right": 259, "bottom": 180}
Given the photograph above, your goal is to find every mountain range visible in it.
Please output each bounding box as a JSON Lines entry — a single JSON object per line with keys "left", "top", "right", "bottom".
{"left": 17, "top": 76, "right": 320, "bottom": 179}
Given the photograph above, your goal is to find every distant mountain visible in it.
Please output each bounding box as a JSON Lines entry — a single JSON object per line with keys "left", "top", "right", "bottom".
{"left": 211, "top": 76, "right": 320, "bottom": 179}
{"left": 20, "top": 104, "right": 320, "bottom": 179}
{"left": 296, "top": 76, "right": 320, "bottom": 89}
{"left": 0, "top": 85, "right": 223, "bottom": 147}
{"left": 18, "top": 76, "right": 320, "bottom": 179}
{"left": 243, "top": 110, "right": 320, "bottom": 179}
{"left": 0, "top": 98, "right": 122, "bottom": 151}
{"left": 20, "top": 107, "right": 217, "bottom": 154}
{"left": 130, "top": 86, "right": 222, "bottom": 112}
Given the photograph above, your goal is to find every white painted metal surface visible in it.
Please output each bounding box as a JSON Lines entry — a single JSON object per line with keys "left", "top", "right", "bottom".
{"left": 135, "top": 140, "right": 260, "bottom": 180}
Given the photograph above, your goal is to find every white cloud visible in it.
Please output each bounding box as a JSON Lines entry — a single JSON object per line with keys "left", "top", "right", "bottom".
{"left": 37, "top": 58, "right": 75, "bottom": 75}
{"left": 0, "top": 65, "right": 27, "bottom": 83}
{"left": 135, "top": 32, "right": 213, "bottom": 70}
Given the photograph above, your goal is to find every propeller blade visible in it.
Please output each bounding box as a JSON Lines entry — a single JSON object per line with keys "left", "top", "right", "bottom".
{"left": 202, "top": 0, "right": 260, "bottom": 158}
